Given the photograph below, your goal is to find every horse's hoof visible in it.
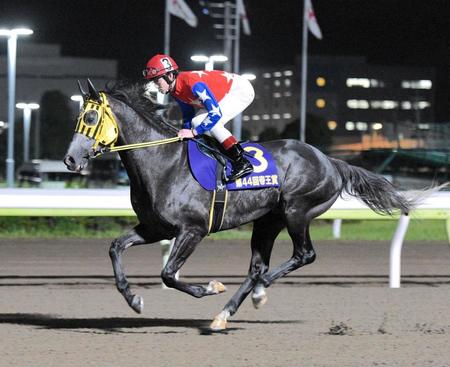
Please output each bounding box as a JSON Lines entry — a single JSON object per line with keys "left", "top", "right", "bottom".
{"left": 252, "top": 293, "right": 268, "bottom": 309}
{"left": 130, "top": 295, "right": 144, "bottom": 314}
{"left": 210, "top": 316, "right": 227, "bottom": 331}
{"left": 206, "top": 280, "right": 227, "bottom": 294}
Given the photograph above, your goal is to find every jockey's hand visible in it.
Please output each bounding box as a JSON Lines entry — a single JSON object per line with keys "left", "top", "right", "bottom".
{"left": 178, "top": 128, "right": 196, "bottom": 140}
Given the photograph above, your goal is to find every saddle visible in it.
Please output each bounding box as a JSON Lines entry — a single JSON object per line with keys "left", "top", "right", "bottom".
{"left": 187, "top": 137, "right": 279, "bottom": 192}
{"left": 187, "top": 137, "right": 280, "bottom": 233}
{"left": 194, "top": 136, "right": 232, "bottom": 183}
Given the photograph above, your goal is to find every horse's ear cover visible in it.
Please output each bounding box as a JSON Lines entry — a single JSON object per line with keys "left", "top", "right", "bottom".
{"left": 87, "top": 79, "right": 102, "bottom": 103}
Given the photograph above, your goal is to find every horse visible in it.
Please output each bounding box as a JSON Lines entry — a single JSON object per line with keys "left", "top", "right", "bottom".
{"left": 64, "top": 79, "right": 413, "bottom": 331}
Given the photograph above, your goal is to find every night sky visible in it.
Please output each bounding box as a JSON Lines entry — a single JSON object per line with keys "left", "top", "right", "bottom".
{"left": 1, "top": 0, "right": 449, "bottom": 120}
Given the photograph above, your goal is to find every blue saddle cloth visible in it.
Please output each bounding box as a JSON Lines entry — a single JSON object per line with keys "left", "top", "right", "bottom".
{"left": 187, "top": 140, "right": 280, "bottom": 191}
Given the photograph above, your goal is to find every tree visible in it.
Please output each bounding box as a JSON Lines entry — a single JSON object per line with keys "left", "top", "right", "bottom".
{"left": 39, "top": 91, "right": 75, "bottom": 160}
{"left": 241, "top": 127, "right": 252, "bottom": 141}
{"left": 258, "top": 127, "right": 281, "bottom": 142}
{"left": 282, "top": 114, "right": 332, "bottom": 151}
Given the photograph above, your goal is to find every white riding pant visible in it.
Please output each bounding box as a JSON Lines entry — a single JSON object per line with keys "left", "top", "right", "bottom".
{"left": 191, "top": 75, "right": 255, "bottom": 143}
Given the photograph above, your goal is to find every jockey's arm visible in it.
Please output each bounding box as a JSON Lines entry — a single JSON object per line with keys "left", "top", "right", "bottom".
{"left": 191, "top": 82, "right": 223, "bottom": 136}
{"left": 175, "top": 98, "right": 195, "bottom": 129}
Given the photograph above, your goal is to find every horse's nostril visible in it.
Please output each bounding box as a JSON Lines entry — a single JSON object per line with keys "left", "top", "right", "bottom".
{"left": 64, "top": 155, "right": 75, "bottom": 167}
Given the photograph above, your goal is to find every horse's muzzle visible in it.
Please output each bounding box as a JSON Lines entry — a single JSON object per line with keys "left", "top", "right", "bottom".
{"left": 63, "top": 155, "right": 80, "bottom": 172}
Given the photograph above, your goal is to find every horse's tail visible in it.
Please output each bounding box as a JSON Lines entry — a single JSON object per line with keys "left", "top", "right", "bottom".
{"left": 330, "top": 158, "right": 414, "bottom": 215}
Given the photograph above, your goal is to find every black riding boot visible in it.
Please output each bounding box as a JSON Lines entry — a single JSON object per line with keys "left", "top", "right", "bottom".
{"left": 225, "top": 143, "right": 253, "bottom": 182}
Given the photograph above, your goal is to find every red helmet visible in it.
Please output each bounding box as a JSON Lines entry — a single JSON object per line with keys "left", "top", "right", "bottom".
{"left": 143, "top": 54, "right": 179, "bottom": 80}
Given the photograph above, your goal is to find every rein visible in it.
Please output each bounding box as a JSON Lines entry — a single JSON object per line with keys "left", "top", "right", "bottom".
{"left": 80, "top": 92, "right": 229, "bottom": 160}
{"left": 97, "top": 136, "right": 181, "bottom": 155}
{"left": 95, "top": 134, "right": 227, "bottom": 161}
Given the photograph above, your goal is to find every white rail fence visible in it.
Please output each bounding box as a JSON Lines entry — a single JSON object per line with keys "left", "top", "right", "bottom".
{"left": 0, "top": 188, "right": 449, "bottom": 288}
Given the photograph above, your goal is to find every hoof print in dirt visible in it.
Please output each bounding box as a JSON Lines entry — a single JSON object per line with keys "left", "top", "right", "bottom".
{"left": 328, "top": 321, "right": 353, "bottom": 336}
{"left": 415, "top": 323, "right": 446, "bottom": 335}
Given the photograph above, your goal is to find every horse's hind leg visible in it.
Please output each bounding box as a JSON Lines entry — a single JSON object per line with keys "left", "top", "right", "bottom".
{"left": 261, "top": 194, "right": 339, "bottom": 287}
{"left": 109, "top": 224, "right": 156, "bottom": 313}
{"left": 260, "top": 221, "right": 313, "bottom": 287}
{"left": 211, "top": 213, "right": 284, "bottom": 331}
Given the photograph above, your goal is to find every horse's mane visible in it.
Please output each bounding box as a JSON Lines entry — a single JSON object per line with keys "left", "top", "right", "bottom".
{"left": 105, "top": 80, "right": 176, "bottom": 134}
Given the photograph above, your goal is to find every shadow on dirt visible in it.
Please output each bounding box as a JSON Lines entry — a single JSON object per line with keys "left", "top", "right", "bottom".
{"left": 0, "top": 313, "right": 303, "bottom": 335}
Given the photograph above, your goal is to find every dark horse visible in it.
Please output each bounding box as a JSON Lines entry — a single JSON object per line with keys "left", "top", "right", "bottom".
{"left": 64, "top": 80, "right": 413, "bottom": 331}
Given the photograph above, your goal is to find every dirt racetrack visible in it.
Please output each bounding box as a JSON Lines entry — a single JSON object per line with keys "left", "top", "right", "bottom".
{"left": 1, "top": 237, "right": 450, "bottom": 367}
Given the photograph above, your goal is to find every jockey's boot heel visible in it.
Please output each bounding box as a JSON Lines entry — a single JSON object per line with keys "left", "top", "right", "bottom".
{"left": 225, "top": 143, "right": 253, "bottom": 182}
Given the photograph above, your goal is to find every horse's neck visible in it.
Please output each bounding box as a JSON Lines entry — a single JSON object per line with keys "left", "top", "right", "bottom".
{"left": 113, "top": 103, "right": 171, "bottom": 145}
{"left": 111, "top": 98, "right": 184, "bottom": 195}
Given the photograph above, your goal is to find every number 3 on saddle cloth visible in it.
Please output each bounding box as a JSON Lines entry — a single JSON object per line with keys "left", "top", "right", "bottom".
{"left": 187, "top": 139, "right": 279, "bottom": 233}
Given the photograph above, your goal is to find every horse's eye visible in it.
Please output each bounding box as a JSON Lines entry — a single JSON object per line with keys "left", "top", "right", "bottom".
{"left": 83, "top": 110, "right": 99, "bottom": 126}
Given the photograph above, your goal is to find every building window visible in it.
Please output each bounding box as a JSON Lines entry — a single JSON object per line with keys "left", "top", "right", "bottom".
{"left": 401, "top": 80, "right": 432, "bottom": 89}
{"left": 372, "top": 122, "right": 383, "bottom": 130}
{"left": 316, "top": 98, "right": 326, "bottom": 108}
{"left": 402, "top": 100, "right": 432, "bottom": 110}
{"left": 327, "top": 120, "right": 337, "bottom": 130}
{"left": 345, "top": 121, "right": 355, "bottom": 131}
{"left": 347, "top": 99, "right": 370, "bottom": 109}
{"left": 273, "top": 71, "right": 282, "bottom": 77}
{"left": 274, "top": 80, "right": 281, "bottom": 87}
{"left": 370, "top": 79, "right": 385, "bottom": 87}
{"left": 284, "top": 79, "right": 291, "bottom": 87}
{"left": 356, "top": 122, "right": 368, "bottom": 131}
{"left": 347, "top": 121, "right": 379, "bottom": 131}
{"left": 370, "top": 100, "right": 398, "bottom": 109}
{"left": 347, "top": 78, "right": 370, "bottom": 88}
{"left": 413, "top": 101, "right": 431, "bottom": 109}
{"left": 345, "top": 121, "right": 370, "bottom": 131}
{"left": 401, "top": 101, "right": 412, "bottom": 110}
{"left": 283, "top": 70, "right": 293, "bottom": 76}
{"left": 346, "top": 78, "right": 385, "bottom": 88}
{"left": 316, "top": 77, "right": 326, "bottom": 87}
{"left": 263, "top": 73, "right": 271, "bottom": 78}
{"left": 283, "top": 113, "right": 292, "bottom": 119}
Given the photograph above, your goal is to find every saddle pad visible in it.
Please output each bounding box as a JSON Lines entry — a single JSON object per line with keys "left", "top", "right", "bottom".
{"left": 187, "top": 140, "right": 279, "bottom": 191}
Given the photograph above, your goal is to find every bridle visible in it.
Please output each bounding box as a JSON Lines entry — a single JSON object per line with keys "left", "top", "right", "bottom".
{"left": 74, "top": 80, "right": 229, "bottom": 162}
{"left": 75, "top": 91, "right": 180, "bottom": 158}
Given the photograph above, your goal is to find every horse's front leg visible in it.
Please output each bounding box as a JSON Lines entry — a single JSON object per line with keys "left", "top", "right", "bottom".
{"left": 161, "top": 229, "right": 226, "bottom": 298}
{"left": 109, "top": 224, "right": 157, "bottom": 313}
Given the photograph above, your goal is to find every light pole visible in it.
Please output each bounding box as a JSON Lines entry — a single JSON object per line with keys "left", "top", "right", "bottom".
{"left": 16, "top": 103, "right": 39, "bottom": 162}
{"left": 241, "top": 73, "right": 256, "bottom": 81}
{"left": 0, "top": 121, "right": 7, "bottom": 134}
{"left": 234, "top": 73, "right": 255, "bottom": 140}
{"left": 71, "top": 95, "right": 84, "bottom": 110}
{"left": 190, "top": 54, "right": 228, "bottom": 71}
{"left": 0, "top": 27, "right": 33, "bottom": 187}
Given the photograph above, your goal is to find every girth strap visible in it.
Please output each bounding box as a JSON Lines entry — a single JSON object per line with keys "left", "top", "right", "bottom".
{"left": 207, "top": 162, "right": 228, "bottom": 234}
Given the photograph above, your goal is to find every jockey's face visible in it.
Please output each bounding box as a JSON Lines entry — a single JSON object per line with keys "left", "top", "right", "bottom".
{"left": 154, "top": 73, "right": 175, "bottom": 94}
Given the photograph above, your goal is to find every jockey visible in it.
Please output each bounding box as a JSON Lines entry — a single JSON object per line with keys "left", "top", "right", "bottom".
{"left": 143, "top": 54, "right": 254, "bottom": 182}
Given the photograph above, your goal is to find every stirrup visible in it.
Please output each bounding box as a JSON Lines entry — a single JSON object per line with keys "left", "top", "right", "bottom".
{"left": 225, "top": 164, "right": 253, "bottom": 182}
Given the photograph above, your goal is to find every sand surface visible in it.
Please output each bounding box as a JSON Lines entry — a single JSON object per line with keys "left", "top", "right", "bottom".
{"left": 1, "top": 238, "right": 450, "bottom": 367}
